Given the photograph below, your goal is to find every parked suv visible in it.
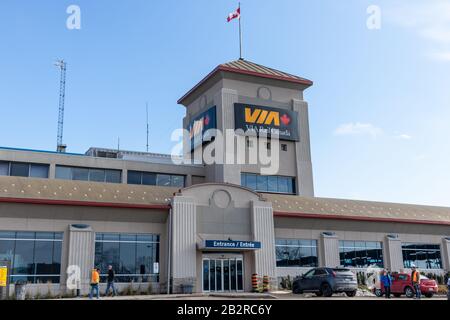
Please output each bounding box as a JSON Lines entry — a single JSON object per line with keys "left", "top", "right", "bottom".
{"left": 374, "top": 273, "right": 438, "bottom": 298}
{"left": 292, "top": 267, "right": 358, "bottom": 297}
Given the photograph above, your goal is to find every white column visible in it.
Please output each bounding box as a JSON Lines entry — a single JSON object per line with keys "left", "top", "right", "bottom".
{"left": 320, "top": 233, "right": 340, "bottom": 267}
{"left": 212, "top": 88, "right": 240, "bottom": 185}
{"left": 441, "top": 238, "right": 450, "bottom": 272}
{"left": 384, "top": 235, "right": 403, "bottom": 272}
{"left": 292, "top": 99, "right": 314, "bottom": 197}
{"left": 251, "top": 200, "right": 276, "bottom": 285}
{"left": 171, "top": 196, "right": 197, "bottom": 293}
{"left": 66, "top": 225, "right": 95, "bottom": 295}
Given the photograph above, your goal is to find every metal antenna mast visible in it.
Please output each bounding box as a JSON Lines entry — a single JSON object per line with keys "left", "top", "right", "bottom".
{"left": 55, "top": 59, "right": 67, "bottom": 153}
{"left": 146, "top": 102, "right": 149, "bottom": 152}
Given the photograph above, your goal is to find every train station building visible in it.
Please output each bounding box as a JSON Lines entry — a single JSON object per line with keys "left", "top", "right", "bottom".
{"left": 1, "top": 59, "right": 450, "bottom": 296}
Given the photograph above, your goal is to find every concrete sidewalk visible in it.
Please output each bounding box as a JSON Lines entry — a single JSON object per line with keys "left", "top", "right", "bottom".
{"left": 62, "top": 292, "right": 277, "bottom": 300}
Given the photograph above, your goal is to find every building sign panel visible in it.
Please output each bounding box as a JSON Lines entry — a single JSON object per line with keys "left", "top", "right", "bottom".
{"left": 204, "top": 240, "right": 262, "bottom": 250}
{"left": 234, "top": 103, "right": 299, "bottom": 141}
{"left": 187, "top": 106, "right": 217, "bottom": 151}
{"left": 0, "top": 266, "right": 7, "bottom": 287}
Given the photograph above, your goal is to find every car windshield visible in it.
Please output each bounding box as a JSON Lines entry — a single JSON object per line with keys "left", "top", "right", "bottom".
{"left": 420, "top": 275, "right": 429, "bottom": 280}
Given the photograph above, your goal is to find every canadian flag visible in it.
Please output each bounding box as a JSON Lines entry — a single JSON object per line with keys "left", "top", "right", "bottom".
{"left": 227, "top": 7, "right": 240, "bottom": 22}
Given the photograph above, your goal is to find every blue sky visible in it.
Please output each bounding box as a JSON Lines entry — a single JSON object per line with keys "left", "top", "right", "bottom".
{"left": 0, "top": 0, "right": 449, "bottom": 206}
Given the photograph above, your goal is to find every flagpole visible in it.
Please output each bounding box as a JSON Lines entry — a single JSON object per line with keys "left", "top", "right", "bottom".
{"left": 239, "top": 2, "right": 242, "bottom": 59}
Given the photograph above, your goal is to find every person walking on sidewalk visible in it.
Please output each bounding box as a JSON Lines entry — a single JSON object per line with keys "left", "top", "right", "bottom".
{"left": 89, "top": 268, "right": 101, "bottom": 299}
{"left": 411, "top": 265, "right": 421, "bottom": 299}
{"left": 105, "top": 265, "right": 117, "bottom": 297}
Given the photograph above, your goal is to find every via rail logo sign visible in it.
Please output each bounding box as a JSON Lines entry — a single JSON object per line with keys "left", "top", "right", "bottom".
{"left": 234, "top": 103, "right": 300, "bottom": 141}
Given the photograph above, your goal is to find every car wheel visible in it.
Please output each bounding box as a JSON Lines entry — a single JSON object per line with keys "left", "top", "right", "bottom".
{"left": 393, "top": 293, "right": 401, "bottom": 298}
{"left": 320, "top": 283, "right": 333, "bottom": 297}
{"left": 405, "top": 286, "right": 414, "bottom": 298}
{"left": 425, "top": 293, "right": 433, "bottom": 298}
{"left": 315, "top": 292, "right": 323, "bottom": 297}
{"left": 375, "top": 289, "right": 383, "bottom": 297}
{"left": 345, "top": 291, "right": 357, "bottom": 297}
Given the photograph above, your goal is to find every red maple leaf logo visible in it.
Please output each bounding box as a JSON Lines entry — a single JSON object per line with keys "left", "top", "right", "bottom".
{"left": 204, "top": 115, "right": 210, "bottom": 126}
{"left": 280, "top": 114, "right": 291, "bottom": 126}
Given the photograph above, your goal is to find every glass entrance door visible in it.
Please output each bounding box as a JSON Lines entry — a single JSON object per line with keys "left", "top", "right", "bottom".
{"left": 202, "top": 257, "right": 244, "bottom": 292}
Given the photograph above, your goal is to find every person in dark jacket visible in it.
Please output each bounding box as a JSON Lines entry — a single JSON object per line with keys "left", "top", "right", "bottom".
{"left": 105, "top": 265, "right": 117, "bottom": 297}
{"left": 380, "top": 270, "right": 392, "bottom": 299}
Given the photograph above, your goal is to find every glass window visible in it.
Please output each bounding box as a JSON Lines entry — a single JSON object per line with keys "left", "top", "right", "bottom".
{"left": 240, "top": 174, "right": 246, "bottom": 187}
{"left": 257, "top": 175, "right": 268, "bottom": 192}
{"left": 241, "top": 173, "right": 295, "bottom": 194}
{"left": 71, "top": 167, "right": 89, "bottom": 181}
{"left": 56, "top": 166, "right": 121, "bottom": 184}
{"left": 120, "top": 241, "right": 136, "bottom": 277}
{"left": 402, "top": 243, "right": 442, "bottom": 269}
{"left": 0, "top": 239, "right": 15, "bottom": 262}
{"left": 105, "top": 170, "right": 121, "bottom": 183}
{"left": 171, "top": 175, "right": 185, "bottom": 188}
{"left": 94, "top": 233, "right": 160, "bottom": 283}
{"left": 30, "top": 164, "right": 49, "bottom": 178}
{"left": 34, "top": 241, "right": 54, "bottom": 276}
{"left": 10, "top": 163, "right": 29, "bottom": 177}
{"left": 267, "top": 176, "right": 278, "bottom": 192}
{"left": 278, "top": 177, "right": 289, "bottom": 193}
{"left": 35, "top": 232, "right": 55, "bottom": 240}
{"left": 157, "top": 174, "right": 171, "bottom": 187}
{"left": 16, "top": 232, "right": 35, "bottom": 239}
{"left": 55, "top": 166, "right": 71, "bottom": 180}
{"left": 287, "top": 178, "right": 295, "bottom": 194}
{"left": 0, "top": 231, "right": 16, "bottom": 239}
{"left": 0, "top": 162, "right": 9, "bottom": 176}
{"left": 339, "top": 241, "right": 384, "bottom": 268}
{"left": 1, "top": 231, "right": 62, "bottom": 284}
{"left": 245, "top": 174, "right": 257, "bottom": 190}
{"left": 127, "top": 171, "right": 142, "bottom": 185}
{"left": 142, "top": 173, "right": 156, "bottom": 186}
{"left": 89, "top": 169, "right": 105, "bottom": 182}
{"left": 275, "top": 239, "right": 318, "bottom": 268}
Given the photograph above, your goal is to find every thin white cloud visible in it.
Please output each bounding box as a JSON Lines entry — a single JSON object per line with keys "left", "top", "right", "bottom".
{"left": 387, "top": 0, "right": 450, "bottom": 61}
{"left": 395, "top": 134, "right": 412, "bottom": 140}
{"left": 426, "top": 51, "right": 450, "bottom": 62}
{"left": 334, "top": 122, "right": 383, "bottom": 139}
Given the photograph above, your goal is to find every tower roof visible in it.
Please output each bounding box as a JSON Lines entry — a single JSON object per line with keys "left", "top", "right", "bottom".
{"left": 178, "top": 59, "right": 313, "bottom": 105}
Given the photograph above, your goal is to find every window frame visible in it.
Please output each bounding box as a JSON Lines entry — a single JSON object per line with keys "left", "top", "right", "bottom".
{"left": 275, "top": 238, "right": 319, "bottom": 268}
{"left": 55, "top": 165, "right": 122, "bottom": 184}
{"left": 241, "top": 173, "right": 296, "bottom": 195}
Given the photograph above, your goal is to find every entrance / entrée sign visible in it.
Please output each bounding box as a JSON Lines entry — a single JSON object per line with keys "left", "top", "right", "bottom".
{"left": 0, "top": 266, "right": 7, "bottom": 287}
{"left": 234, "top": 103, "right": 299, "bottom": 141}
{"left": 204, "top": 240, "right": 262, "bottom": 250}
{"left": 187, "top": 106, "right": 217, "bottom": 151}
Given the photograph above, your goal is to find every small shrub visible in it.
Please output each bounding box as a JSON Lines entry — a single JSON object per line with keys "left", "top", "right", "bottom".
{"left": 121, "top": 284, "right": 133, "bottom": 296}
{"left": 438, "top": 285, "right": 448, "bottom": 295}
{"left": 279, "top": 275, "right": 293, "bottom": 290}
{"left": 356, "top": 272, "right": 367, "bottom": 286}
{"left": 44, "top": 288, "right": 53, "bottom": 300}
{"left": 34, "top": 291, "right": 42, "bottom": 300}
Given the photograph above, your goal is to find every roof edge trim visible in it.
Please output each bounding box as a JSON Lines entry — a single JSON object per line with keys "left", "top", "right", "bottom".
{"left": 177, "top": 65, "right": 313, "bottom": 105}
{"left": 0, "top": 197, "right": 171, "bottom": 210}
{"left": 274, "top": 211, "right": 450, "bottom": 226}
